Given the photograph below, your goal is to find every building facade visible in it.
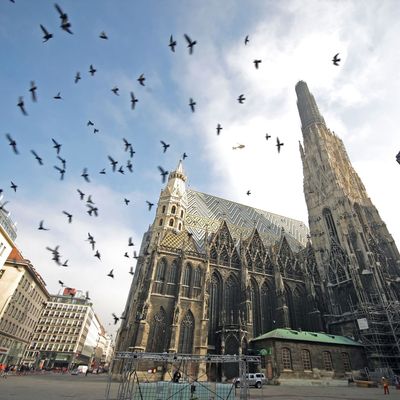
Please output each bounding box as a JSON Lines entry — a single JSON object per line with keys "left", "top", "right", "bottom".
{"left": 24, "top": 290, "right": 105, "bottom": 369}
{"left": 0, "top": 205, "right": 16, "bottom": 271}
{"left": 296, "top": 81, "right": 400, "bottom": 371}
{"left": 0, "top": 247, "right": 49, "bottom": 365}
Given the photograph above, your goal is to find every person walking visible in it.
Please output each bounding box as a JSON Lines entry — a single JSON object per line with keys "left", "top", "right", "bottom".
{"left": 382, "top": 377, "right": 390, "bottom": 395}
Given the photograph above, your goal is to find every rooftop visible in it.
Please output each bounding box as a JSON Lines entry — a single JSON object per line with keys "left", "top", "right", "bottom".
{"left": 251, "top": 328, "right": 363, "bottom": 347}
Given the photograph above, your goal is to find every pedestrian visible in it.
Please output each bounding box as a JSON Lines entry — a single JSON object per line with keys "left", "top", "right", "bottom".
{"left": 382, "top": 376, "right": 390, "bottom": 395}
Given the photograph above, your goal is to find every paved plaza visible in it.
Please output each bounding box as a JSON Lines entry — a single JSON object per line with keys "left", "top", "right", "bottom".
{"left": 0, "top": 373, "right": 398, "bottom": 400}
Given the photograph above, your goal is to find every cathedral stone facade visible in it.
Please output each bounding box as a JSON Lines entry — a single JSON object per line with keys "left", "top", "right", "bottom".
{"left": 115, "top": 81, "right": 400, "bottom": 377}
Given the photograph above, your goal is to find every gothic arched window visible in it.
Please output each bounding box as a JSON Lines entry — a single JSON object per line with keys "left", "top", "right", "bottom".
{"left": 182, "top": 263, "right": 192, "bottom": 297}
{"left": 282, "top": 348, "right": 292, "bottom": 370}
{"left": 323, "top": 208, "right": 339, "bottom": 242}
{"left": 193, "top": 266, "right": 202, "bottom": 298}
{"left": 208, "top": 273, "right": 222, "bottom": 345}
{"left": 261, "top": 281, "right": 275, "bottom": 333}
{"left": 153, "top": 258, "right": 167, "bottom": 293}
{"left": 162, "top": 205, "right": 166, "bottom": 213}
{"left": 250, "top": 279, "right": 261, "bottom": 336}
{"left": 180, "top": 210, "right": 184, "bottom": 218}
{"left": 171, "top": 205, "right": 176, "bottom": 214}
{"left": 166, "top": 260, "right": 179, "bottom": 296}
{"left": 301, "top": 349, "right": 312, "bottom": 371}
{"left": 159, "top": 219, "right": 163, "bottom": 226}
{"left": 323, "top": 351, "right": 333, "bottom": 371}
{"left": 178, "top": 310, "right": 194, "bottom": 353}
{"left": 146, "top": 307, "right": 167, "bottom": 352}
{"left": 169, "top": 218, "right": 174, "bottom": 227}
{"left": 224, "top": 275, "right": 239, "bottom": 324}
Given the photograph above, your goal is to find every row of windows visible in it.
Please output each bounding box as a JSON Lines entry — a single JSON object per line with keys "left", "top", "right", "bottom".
{"left": 0, "top": 318, "right": 31, "bottom": 341}
{"left": 161, "top": 205, "right": 184, "bottom": 218}
{"left": 281, "top": 348, "right": 352, "bottom": 372}
{"left": 42, "top": 311, "right": 84, "bottom": 319}
{"left": 6, "top": 305, "right": 36, "bottom": 330}
{"left": 38, "top": 318, "right": 83, "bottom": 327}
{"left": 0, "top": 336, "right": 12, "bottom": 348}
{"left": 32, "top": 334, "right": 78, "bottom": 344}
{"left": 158, "top": 218, "right": 182, "bottom": 231}
{"left": 35, "top": 325, "right": 81, "bottom": 335}
{"left": 30, "top": 342, "right": 75, "bottom": 352}
{"left": 46, "top": 303, "right": 86, "bottom": 312}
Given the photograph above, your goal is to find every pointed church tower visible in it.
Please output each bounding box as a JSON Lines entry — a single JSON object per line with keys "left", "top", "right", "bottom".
{"left": 296, "top": 81, "right": 400, "bottom": 370}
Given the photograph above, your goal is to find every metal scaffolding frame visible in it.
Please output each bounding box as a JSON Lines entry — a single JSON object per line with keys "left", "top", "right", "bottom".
{"left": 106, "top": 352, "right": 261, "bottom": 400}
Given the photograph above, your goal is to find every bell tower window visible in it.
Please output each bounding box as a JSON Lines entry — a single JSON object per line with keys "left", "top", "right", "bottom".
{"left": 171, "top": 205, "right": 176, "bottom": 214}
{"left": 178, "top": 223, "right": 182, "bottom": 230}
{"left": 159, "top": 219, "right": 163, "bottom": 227}
{"left": 162, "top": 205, "right": 166, "bottom": 213}
{"left": 169, "top": 219, "right": 174, "bottom": 227}
{"left": 180, "top": 210, "right": 184, "bottom": 218}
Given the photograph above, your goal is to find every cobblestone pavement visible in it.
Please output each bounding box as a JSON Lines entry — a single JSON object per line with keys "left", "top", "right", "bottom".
{"left": 0, "top": 373, "right": 397, "bottom": 400}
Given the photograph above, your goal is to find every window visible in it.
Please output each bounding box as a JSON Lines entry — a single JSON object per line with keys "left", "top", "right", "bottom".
{"left": 180, "top": 210, "right": 184, "bottom": 218}
{"left": 341, "top": 352, "right": 351, "bottom": 372}
{"left": 178, "top": 223, "right": 182, "bottom": 231}
{"left": 169, "top": 218, "right": 174, "bottom": 227}
{"left": 182, "top": 264, "right": 192, "bottom": 297}
{"left": 166, "top": 261, "right": 178, "bottom": 296}
{"left": 153, "top": 259, "right": 167, "bottom": 294}
{"left": 282, "top": 348, "right": 292, "bottom": 370}
{"left": 159, "top": 219, "right": 163, "bottom": 226}
{"left": 162, "top": 205, "right": 166, "bottom": 213}
{"left": 322, "top": 351, "right": 333, "bottom": 371}
{"left": 171, "top": 205, "right": 176, "bottom": 214}
{"left": 301, "top": 349, "right": 312, "bottom": 371}
{"left": 178, "top": 311, "right": 194, "bottom": 353}
{"left": 193, "top": 267, "right": 202, "bottom": 298}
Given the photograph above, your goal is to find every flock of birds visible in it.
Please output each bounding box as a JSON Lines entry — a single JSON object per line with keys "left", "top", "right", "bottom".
{"left": 2, "top": 2, "right": 346, "bottom": 325}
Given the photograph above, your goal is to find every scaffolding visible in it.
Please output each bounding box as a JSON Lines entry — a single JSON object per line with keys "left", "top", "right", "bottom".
{"left": 106, "top": 352, "right": 261, "bottom": 400}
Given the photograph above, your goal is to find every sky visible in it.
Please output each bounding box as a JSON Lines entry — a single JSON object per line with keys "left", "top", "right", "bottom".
{"left": 0, "top": 0, "right": 399, "bottom": 337}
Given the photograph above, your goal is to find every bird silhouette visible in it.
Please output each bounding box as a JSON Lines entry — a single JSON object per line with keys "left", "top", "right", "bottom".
{"left": 246, "top": 190, "right": 251, "bottom": 196}
{"left": 85, "top": 291, "right": 90, "bottom": 300}
{"left": 112, "top": 313, "right": 119, "bottom": 324}
{"left": 55, "top": 3, "right": 73, "bottom": 34}
{"left": 89, "top": 64, "right": 97, "bottom": 76}
{"left": 189, "top": 98, "right": 196, "bottom": 112}
{"left": 86, "top": 195, "right": 94, "bottom": 204}
{"left": 0, "top": 201, "right": 9, "bottom": 214}
{"left": 87, "top": 233, "right": 96, "bottom": 250}
{"left": 123, "top": 138, "right": 132, "bottom": 152}
{"left": 99, "top": 31, "right": 108, "bottom": 40}
{"left": 57, "top": 155, "right": 66, "bottom": 169}
{"left": 216, "top": 124, "right": 223, "bottom": 135}
{"left": 158, "top": 166, "right": 169, "bottom": 183}
{"left": 232, "top": 144, "right": 245, "bottom": 150}
{"left": 124, "top": 198, "right": 130, "bottom": 205}
{"left": 5, "top": 134, "right": 19, "bottom": 154}
{"left": 137, "top": 73, "right": 145, "bottom": 86}
{"left": 54, "top": 92, "right": 62, "bottom": 100}
{"left": 38, "top": 220, "right": 49, "bottom": 231}
{"left": 87, "top": 204, "right": 98, "bottom": 217}
{"left": 40, "top": 24, "right": 53, "bottom": 42}
{"left": 10, "top": 181, "right": 18, "bottom": 192}
{"left": 77, "top": 189, "right": 85, "bottom": 200}
{"left": 184, "top": 34, "right": 197, "bottom": 54}
{"left": 254, "top": 59, "right": 262, "bottom": 69}
{"left": 169, "top": 35, "right": 177, "bottom": 52}
{"left": 129, "top": 147, "right": 136, "bottom": 158}
{"left": 265, "top": 133, "right": 271, "bottom": 140}
{"left": 244, "top": 35, "right": 249, "bottom": 45}
{"left": 62, "top": 211, "right": 73, "bottom": 223}
{"left": 332, "top": 53, "right": 341, "bottom": 66}
{"left": 237, "top": 94, "right": 246, "bottom": 104}
{"left": 182, "top": 152, "right": 188, "bottom": 160}
{"left": 160, "top": 140, "right": 170, "bottom": 153}
{"left": 93, "top": 128, "right": 99, "bottom": 134}
{"left": 29, "top": 81, "right": 37, "bottom": 102}
{"left": 396, "top": 151, "right": 400, "bottom": 165}
{"left": 52, "top": 138, "right": 62, "bottom": 154}
{"left": 31, "top": 150, "right": 43, "bottom": 165}
{"left": 108, "top": 156, "right": 118, "bottom": 172}
{"left": 111, "top": 86, "right": 119, "bottom": 95}
{"left": 54, "top": 166, "right": 66, "bottom": 180}
{"left": 74, "top": 72, "right": 81, "bottom": 84}
{"left": 108, "top": 269, "right": 114, "bottom": 279}
{"left": 17, "top": 97, "right": 27, "bottom": 115}
{"left": 81, "top": 168, "right": 90, "bottom": 182}
{"left": 133, "top": 251, "right": 139, "bottom": 259}
{"left": 62, "top": 259, "right": 69, "bottom": 267}
{"left": 146, "top": 201, "right": 154, "bottom": 211}
{"left": 118, "top": 166, "right": 124, "bottom": 174}
{"left": 130, "top": 92, "right": 138, "bottom": 109}
{"left": 58, "top": 280, "right": 64, "bottom": 286}
{"left": 128, "top": 237, "right": 134, "bottom": 247}
{"left": 87, "top": 120, "right": 94, "bottom": 126}
{"left": 94, "top": 250, "right": 101, "bottom": 260}
{"left": 99, "top": 168, "right": 106, "bottom": 175}
{"left": 129, "top": 267, "right": 134, "bottom": 275}
{"left": 126, "top": 160, "right": 133, "bottom": 173}
{"left": 124, "top": 252, "right": 129, "bottom": 258}
{"left": 276, "top": 137, "right": 284, "bottom": 153}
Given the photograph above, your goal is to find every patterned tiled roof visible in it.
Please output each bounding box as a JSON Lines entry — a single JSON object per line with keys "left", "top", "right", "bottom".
{"left": 185, "top": 190, "right": 309, "bottom": 252}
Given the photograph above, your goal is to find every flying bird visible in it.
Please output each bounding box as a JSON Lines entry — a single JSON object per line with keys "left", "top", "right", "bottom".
{"left": 85, "top": 291, "right": 90, "bottom": 300}
{"left": 189, "top": 98, "right": 196, "bottom": 112}
{"left": 146, "top": 201, "right": 154, "bottom": 211}
{"left": 57, "top": 155, "right": 66, "bottom": 169}
{"left": 246, "top": 190, "right": 251, "bottom": 196}
{"left": 216, "top": 124, "right": 223, "bottom": 135}
{"left": 81, "top": 168, "right": 90, "bottom": 182}
{"left": 77, "top": 189, "right": 85, "bottom": 200}
{"left": 54, "top": 92, "right": 62, "bottom": 100}
{"left": 124, "top": 252, "right": 129, "bottom": 258}
{"left": 158, "top": 166, "right": 169, "bottom": 183}
{"left": 276, "top": 137, "right": 284, "bottom": 153}
{"left": 124, "top": 198, "right": 130, "bottom": 205}
{"left": 86, "top": 195, "right": 94, "bottom": 204}
{"left": 118, "top": 166, "right": 124, "bottom": 174}
{"left": 137, "top": 74, "right": 145, "bottom": 86}
{"left": 160, "top": 140, "right": 170, "bottom": 153}
{"left": 99, "top": 168, "right": 106, "bottom": 175}
{"left": 111, "top": 86, "right": 119, "bottom": 95}
{"left": 10, "top": 181, "right": 18, "bottom": 192}
{"left": 133, "top": 251, "right": 139, "bottom": 260}
{"left": 38, "top": 220, "right": 49, "bottom": 231}
{"left": 128, "top": 237, "right": 134, "bottom": 247}
{"left": 52, "top": 138, "right": 62, "bottom": 154}
{"left": 112, "top": 313, "right": 119, "bottom": 324}
{"left": 99, "top": 31, "right": 108, "bottom": 40}
{"left": 265, "top": 133, "right": 271, "bottom": 140}
{"left": 54, "top": 166, "right": 65, "bottom": 180}
{"left": 332, "top": 53, "right": 341, "bottom": 66}
{"left": 93, "top": 128, "right": 99, "bottom": 134}
{"left": 0, "top": 201, "right": 9, "bottom": 214}
{"left": 169, "top": 35, "right": 177, "bottom": 52}
{"left": 62, "top": 211, "right": 73, "bottom": 223}
{"left": 74, "top": 72, "right": 81, "bottom": 84}
{"left": 40, "top": 24, "right": 53, "bottom": 42}
{"left": 244, "top": 35, "right": 249, "bottom": 45}
{"left": 87, "top": 233, "right": 96, "bottom": 250}
{"left": 94, "top": 250, "right": 101, "bottom": 260}
{"left": 17, "top": 97, "right": 27, "bottom": 115}
{"left": 55, "top": 3, "right": 73, "bottom": 34}
{"left": 254, "top": 59, "right": 262, "bottom": 69}
{"left": 130, "top": 92, "right": 138, "bottom": 109}
{"left": 182, "top": 152, "right": 188, "bottom": 160}
{"left": 108, "top": 156, "right": 118, "bottom": 172}
{"left": 87, "top": 204, "right": 98, "bottom": 217}
{"left": 89, "top": 64, "right": 97, "bottom": 76}
{"left": 126, "top": 160, "right": 133, "bottom": 173}
{"left": 29, "top": 81, "right": 37, "bottom": 102}
{"left": 62, "top": 260, "right": 69, "bottom": 267}
{"left": 107, "top": 269, "right": 114, "bottom": 279}
{"left": 237, "top": 94, "right": 246, "bottom": 104}
{"left": 58, "top": 280, "right": 64, "bottom": 286}
{"left": 232, "top": 144, "right": 245, "bottom": 150}
{"left": 123, "top": 138, "right": 132, "bottom": 152}
{"left": 129, "top": 267, "right": 134, "bottom": 275}
{"left": 30, "top": 150, "right": 43, "bottom": 165}
{"left": 184, "top": 34, "right": 197, "bottom": 54}
{"left": 396, "top": 151, "right": 400, "bottom": 165}
{"left": 5, "top": 134, "right": 18, "bottom": 154}
{"left": 87, "top": 120, "right": 94, "bottom": 126}
{"left": 129, "top": 147, "right": 136, "bottom": 158}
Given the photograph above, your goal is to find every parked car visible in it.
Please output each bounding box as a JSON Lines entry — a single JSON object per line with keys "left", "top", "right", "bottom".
{"left": 234, "top": 373, "right": 267, "bottom": 388}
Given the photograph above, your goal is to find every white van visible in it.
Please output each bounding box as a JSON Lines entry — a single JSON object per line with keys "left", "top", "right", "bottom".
{"left": 234, "top": 373, "right": 267, "bottom": 388}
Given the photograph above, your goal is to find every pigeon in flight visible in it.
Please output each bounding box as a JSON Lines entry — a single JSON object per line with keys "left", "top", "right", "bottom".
{"left": 62, "top": 211, "right": 73, "bottom": 223}
{"left": 169, "top": 35, "right": 177, "bottom": 52}
{"left": 54, "top": 166, "right": 65, "bottom": 180}
{"left": 265, "top": 133, "right": 271, "bottom": 140}
{"left": 232, "top": 144, "right": 245, "bottom": 150}
{"left": 160, "top": 140, "right": 170, "bottom": 153}
{"left": 17, "top": 97, "right": 27, "bottom": 115}
{"left": 184, "top": 34, "right": 197, "bottom": 54}
{"left": 189, "top": 98, "right": 196, "bottom": 113}
{"left": 146, "top": 201, "right": 154, "bottom": 211}
{"left": 87, "top": 233, "right": 96, "bottom": 250}
{"left": 276, "top": 137, "right": 284, "bottom": 153}
{"left": 112, "top": 313, "right": 119, "bottom": 324}
{"left": 62, "top": 259, "right": 69, "bottom": 267}
{"left": 86, "top": 195, "right": 94, "bottom": 204}
{"left": 216, "top": 124, "right": 223, "bottom": 135}
{"left": 118, "top": 166, "right": 124, "bottom": 174}
{"left": 124, "top": 198, "right": 130, "bottom": 205}
{"left": 111, "top": 86, "right": 119, "bottom": 95}
{"left": 332, "top": 53, "right": 341, "bottom": 66}
{"left": 93, "top": 128, "right": 99, "bottom": 134}
{"left": 55, "top": 3, "right": 73, "bottom": 34}
{"left": 126, "top": 160, "right": 133, "bottom": 173}
{"left": 246, "top": 190, "right": 251, "bottom": 196}
{"left": 40, "top": 24, "right": 53, "bottom": 42}
{"left": 108, "top": 156, "right": 118, "bottom": 172}
{"left": 57, "top": 155, "right": 66, "bottom": 169}
{"left": 137, "top": 74, "right": 145, "bottom": 86}
{"left": 54, "top": 92, "right": 62, "bottom": 100}
{"left": 128, "top": 237, "right": 134, "bottom": 247}
{"left": 58, "top": 280, "right": 64, "bottom": 286}
{"left": 244, "top": 35, "right": 249, "bottom": 45}
{"left": 133, "top": 251, "right": 139, "bottom": 260}
{"left": 129, "top": 267, "right": 134, "bottom": 275}
{"left": 94, "top": 250, "right": 101, "bottom": 260}
{"left": 130, "top": 92, "right": 138, "bottom": 109}
{"left": 10, "top": 181, "right": 18, "bottom": 192}
{"left": 77, "top": 189, "right": 85, "bottom": 200}
{"left": 0, "top": 201, "right": 9, "bottom": 215}
{"left": 31, "top": 150, "right": 43, "bottom": 165}
{"left": 237, "top": 94, "right": 246, "bottom": 104}
{"left": 123, "top": 138, "right": 132, "bottom": 152}
{"left": 124, "top": 252, "right": 129, "bottom": 258}
{"left": 396, "top": 151, "right": 400, "bottom": 165}
{"left": 87, "top": 120, "right": 94, "bottom": 126}
{"left": 5, "top": 134, "right": 18, "bottom": 154}
{"left": 81, "top": 168, "right": 90, "bottom": 182}
{"left": 74, "top": 72, "right": 81, "bottom": 84}
{"left": 89, "top": 64, "right": 97, "bottom": 76}
{"left": 254, "top": 59, "right": 262, "bottom": 69}
{"left": 158, "top": 166, "right": 169, "bottom": 183}
{"left": 85, "top": 291, "right": 90, "bottom": 300}
{"left": 107, "top": 269, "right": 114, "bottom": 279}
{"left": 38, "top": 220, "right": 49, "bottom": 231}
{"left": 99, "top": 168, "right": 106, "bottom": 175}
{"left": 87, "top": 204, "right": 98, "bottom": 217}
{"left": 182, "top": 152, "right": 188, "bottom": 160}
{"left": 52, "top": 138, "right": 62, "bottom": 154}
{"left": 99, "top": 31, "right": 108, "bottom": 40}
{"left": 29, "top": 81, "right": 38, "bottom": 102}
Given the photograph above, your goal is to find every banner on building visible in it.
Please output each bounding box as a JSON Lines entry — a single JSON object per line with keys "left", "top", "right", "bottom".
{"left": 357, "top": 318, "right": 369, "bottom": 330}
{"left": 63, "top": 287, "right": 77, "bottom": 296}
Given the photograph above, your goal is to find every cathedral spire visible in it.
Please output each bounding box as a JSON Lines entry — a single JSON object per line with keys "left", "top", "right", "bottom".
{"left": 295, "top": 81, "right": 326, "bottom": 130}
